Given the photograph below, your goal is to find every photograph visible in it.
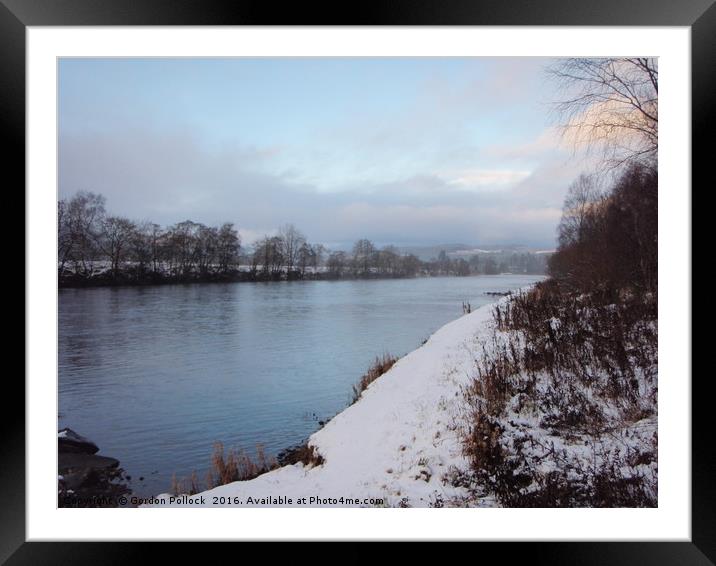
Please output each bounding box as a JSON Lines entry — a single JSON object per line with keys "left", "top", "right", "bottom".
{"left": 56, "top": 55, "right": 659, "bottom": 509}
{"left": 5, "top": 0, "right": 703, "bottom": 554}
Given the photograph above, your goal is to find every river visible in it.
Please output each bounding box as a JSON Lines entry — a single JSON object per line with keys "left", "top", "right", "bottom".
{"left": 58, "top": 274, "right": 544, "bottom": 496}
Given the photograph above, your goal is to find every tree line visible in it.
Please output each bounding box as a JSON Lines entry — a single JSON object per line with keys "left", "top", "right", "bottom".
{"left": 59, "top": 192, "right": 242, "bottom": 285}
{"left": 548, "top": 162, "right": 657, "bottom": 296}
{"left": 58, "top": 192, "right": 545, "bottom": 287}
{"left": 546, "top": 58, "right": 658, "bottom": 296}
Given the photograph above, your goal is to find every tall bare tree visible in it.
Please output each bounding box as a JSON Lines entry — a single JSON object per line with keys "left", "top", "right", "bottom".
{"left": 278, "top": 223, "right": 306, "bottom": 273}
{"left": 557, "top": 174, "right": 604, "bottom": 248}
{"left": 327, "top": 251, "right": 347, "bottom": 277}
{"left": 99, "top": 216, "right": 136, "bottom": 276}
{"left": 549, "top": 58, "right": 658, "bottom": 170}
{"left": 297, "top": 242, "right": 314, "bottom": 276}
{"left": 195, "top": 225, "right": 219, "bottom": 275}
{"left": 311, "top": 243, "right": 326, "bottom": 272}
{"left": 130, "top": 221, "right": 155, "bottom": 275}
{"left": 58, "top": 191, "right": 106, "bottom": 274}
{"left": 216, "top": 222, "right": 240, "bottom": 274}
{"left": 253, "top": 235, "right": 284, "bottom": 278}
{"left": 352, "top": 238, "right": 376, "bottom": 276}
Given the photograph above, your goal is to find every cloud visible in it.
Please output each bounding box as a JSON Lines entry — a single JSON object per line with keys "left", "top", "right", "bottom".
{"left": 284, "top": 59, "right": 558, "bottom": 191}
{"left": 317, "top": 201, "right": 562, "bottom": 246}
{"left": 238, "top": 227, "right": 276, "bottom": 246}
{"left": 59, "top": 121, "right": 571, "bottom": 248}
{"left": 444, "top": 169, "right": 532, "bottom": 191}
{"left": 59, "top": 127, "right": 309, "bottom": 224}
{"left": 485, "top": 127, "right": 563, "bottom": 162}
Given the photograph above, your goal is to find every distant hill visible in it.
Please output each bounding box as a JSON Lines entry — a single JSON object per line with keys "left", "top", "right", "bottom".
{"left": 396, "top": 244, "right": 554, "bottom": 261}
{"left": 395, "top": 244, "right": 469, "bottom": 261}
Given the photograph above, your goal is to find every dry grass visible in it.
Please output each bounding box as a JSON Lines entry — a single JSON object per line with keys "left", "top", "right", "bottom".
{"left": 171, "top": 442, "right": 279, "bottom": 495}
{"left": 208, "top": 442, "right": 277, "bottom": 486}
{"left": 460, "top": 280, "right": 658, "bottom": 507}
{"left": 351, "top": 353, "right": 398, "bottom": 404}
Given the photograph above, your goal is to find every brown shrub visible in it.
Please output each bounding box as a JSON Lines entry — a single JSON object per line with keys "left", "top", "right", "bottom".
{"left": 351, "top": 353, "right": 398, "bottom": 404}
{"left": 460, "top": 280, "right": 657, "bottom": 507}
{"left": 171, "top": 441, "right": 279, "bottom": 495}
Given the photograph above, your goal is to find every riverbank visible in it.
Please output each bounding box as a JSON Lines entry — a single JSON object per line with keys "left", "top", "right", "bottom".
{"left": 146, "top": 294, "right": 509, "bottom": 507}
{"left": 58, "top": 428, "right": 131, "bottom": 507}
{"left": 143, "top": 277, "right": 657, "bottom": 508}
{"left": 58, "top": 267, "right": 543, "bottom": 289}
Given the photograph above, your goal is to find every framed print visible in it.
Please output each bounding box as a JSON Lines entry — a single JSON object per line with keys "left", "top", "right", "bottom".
{"left": 7, "top": 0, "right": 709, "bottom": 560}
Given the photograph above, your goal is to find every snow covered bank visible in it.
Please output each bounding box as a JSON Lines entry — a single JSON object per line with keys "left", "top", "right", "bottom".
{"left": 145, "top": 296, "right": 507, "bottom": 508}
{"left": 462, "top": 283, "right": 658, "bottom": 507}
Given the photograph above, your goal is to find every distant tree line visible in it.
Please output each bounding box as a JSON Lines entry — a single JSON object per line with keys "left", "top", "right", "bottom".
{"left": 429, "top": 250, "right": 548, "bottom": 277}
{"left": 59, "top": 192, "right": 241, "bottom": 286}
{"left": 58, "top": 191, "right": 547, "bottom": 287}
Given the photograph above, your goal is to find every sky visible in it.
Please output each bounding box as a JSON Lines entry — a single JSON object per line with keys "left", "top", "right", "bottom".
{"left": 58, "top": 57, "right": 588, "bottom": 249}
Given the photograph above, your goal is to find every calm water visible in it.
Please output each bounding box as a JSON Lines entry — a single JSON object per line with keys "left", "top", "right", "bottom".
{"left": 59, "top": 274, "right": 543, "bottom": 495}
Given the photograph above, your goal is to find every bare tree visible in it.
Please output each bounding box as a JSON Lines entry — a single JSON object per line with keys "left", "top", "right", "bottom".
{"left": 548, "top": 58, "right": 658, "bottom": 170}
{"left": 327, "top": 251, "right": 347, "bottom": 278}
{"left": 167, "top": 220, "right": 202, "bottom": 275}
{"left": 99, "top": 216, "right": 136, "bottom": 276}
{"left": 400, "top": 254, "right": 422, "bottom": 277}
{"left": 377, "top": 245, "right": 400, "bottom": 276}
{"left": 253, "top": 235, "right": 284, "bottom": 278}
{"left": 352, "top": 238, "right": 376, "bottom": 276}
{"left": 557, "top": 174, "right": 604, "bottom": 248}
{"left": 216, "top": 222, "right": 240, "bottom": 274}
{"left": 297, "top": 242, "right": 313, "bottom": 276}
{"left": 195, "top": 224, "right": 219, "bottom": 275}
{"left": 58, "top": 198, "right": 70, "bottom": 272}
{"left": 278, "top": 224, "right": 306, "bottom": 273}
{"left": 311, "top": 244, "right": 326, "bottom": 272}
{"left": 58, "top": 191, "right": 106, "bottom": 274}
{"left": 130, "top": 221, "right": 155, "bottom": 275}
{"left": 148, "top": 223, "right": 163, "bottom": 273}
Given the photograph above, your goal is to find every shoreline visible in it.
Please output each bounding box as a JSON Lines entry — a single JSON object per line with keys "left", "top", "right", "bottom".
{"left": 145, "top": 293, "right": 516, "bottom": 508}
{"left": 58, "top": 270, "right": 544, "bottom": 290}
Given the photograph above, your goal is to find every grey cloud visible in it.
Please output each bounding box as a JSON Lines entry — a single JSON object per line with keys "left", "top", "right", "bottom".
{"left": 59, "top": 126, "right": 567, "bottom": 248}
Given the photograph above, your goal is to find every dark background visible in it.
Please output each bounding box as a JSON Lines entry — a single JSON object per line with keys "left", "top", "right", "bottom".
{"left": 5, "top": 0, "right": 710, "bottom": 562}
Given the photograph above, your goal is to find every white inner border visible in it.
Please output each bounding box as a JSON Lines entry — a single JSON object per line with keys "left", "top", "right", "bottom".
{"left": 27, "top": 27, "right": 691, "bottom": 541}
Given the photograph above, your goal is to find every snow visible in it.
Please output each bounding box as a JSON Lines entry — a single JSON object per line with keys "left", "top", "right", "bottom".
{"left": 145, "top": 295, "right": 510, "bottom": 507}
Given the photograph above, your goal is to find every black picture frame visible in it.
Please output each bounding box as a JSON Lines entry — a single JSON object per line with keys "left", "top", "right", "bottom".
{"left": 7, "top": 0, "right": 707, "bottom": 561}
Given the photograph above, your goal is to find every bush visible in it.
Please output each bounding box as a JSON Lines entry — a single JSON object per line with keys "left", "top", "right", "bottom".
{"left": 461, "top": 281, "right": 657, "bottom": 507}
{"left": 171, "top": 441, "right": 279, "bottom": 495}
